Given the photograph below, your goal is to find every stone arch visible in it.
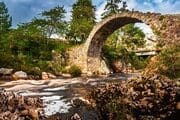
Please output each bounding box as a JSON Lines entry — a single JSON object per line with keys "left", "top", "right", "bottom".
{"left": 85, "top": 12, "right": 179, "bottom": 74}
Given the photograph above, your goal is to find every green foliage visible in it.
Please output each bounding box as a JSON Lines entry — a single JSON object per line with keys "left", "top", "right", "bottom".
{"left": 69, "top": 65, "right": 82, "bottom": 77}
{"left": 129, "top": 54, "right": 150, "bottom": 70}
{"left": 40, "top": 6, "right": 67, "bottom": 38}
{"left": 158, "top": 45, "right": 180, "bottom": 79}
{"left": 103, "top": 24, "right": 146, "bottom": 71}
{"left": 0, "top": 4, "right": 77, "bottom": 78}
{"left": 0, "top": 2, "right": 12, "bottom": 34}
{"left": 101, "top": 1, "right": 147, "bottom": 71}
{"left": 102, "top": 0, "right": 128, "bottom": 18}
{"left": 0, "top": 23, "right": 71, "bottom": 77}
{"left": 68, "top": 0, "right": 95, "bottom": 43}
{"left": 0, "top": 2, "right": 12, "bottom": 52}
{"left": 120, "top": 24, "right": 146, "bottom": 50}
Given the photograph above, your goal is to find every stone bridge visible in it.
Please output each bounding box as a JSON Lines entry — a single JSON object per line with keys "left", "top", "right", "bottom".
{"left": 68, "top": 11, "right": 180, "bottom": 75}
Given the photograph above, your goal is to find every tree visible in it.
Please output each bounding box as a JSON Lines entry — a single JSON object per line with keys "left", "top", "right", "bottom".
{"left": 103, "top": 24, "right": 146, "bottom": 72}
{"left": 101, "top": 0, "right": 127, "bottom": 18}
{"left": 68, "top": 0, "right": 95, "bottom": 43}
{"left": 120, "top": 24, "right": 146, "bottom": 50}
{"left": 37, "top": 6, "right": 66, "bottom": 38}
{"left": 0, "top": 1, "right": 12, "bottom": 34}
{"left": 0, "top": 2, "right": 12, "bottom": 51}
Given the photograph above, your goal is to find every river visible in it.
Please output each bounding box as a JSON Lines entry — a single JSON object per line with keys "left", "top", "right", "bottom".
{"left": 0, "top": 73, "right": 139, "bottom": 118}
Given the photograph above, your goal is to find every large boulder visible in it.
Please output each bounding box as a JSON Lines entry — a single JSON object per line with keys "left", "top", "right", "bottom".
{"left": 12, "top": 71, "right": 28, "bottom": 80}
{"left": 0, "top": 68, "right": 13, "bottom": 75}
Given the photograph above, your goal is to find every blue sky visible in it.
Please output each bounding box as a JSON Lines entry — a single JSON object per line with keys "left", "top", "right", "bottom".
{"left": 1, "top": 0, "right": 180, "bottom": 27}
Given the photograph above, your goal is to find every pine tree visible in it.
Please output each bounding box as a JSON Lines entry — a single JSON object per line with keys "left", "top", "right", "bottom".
{"left": 0, "top": 2, "right": 12, "bottom": 34}
{"left": 101, "top": 0, "right": 128, "bottom": 19}
{"left": 68, "top": 0, "right": 95, "bottom": 43}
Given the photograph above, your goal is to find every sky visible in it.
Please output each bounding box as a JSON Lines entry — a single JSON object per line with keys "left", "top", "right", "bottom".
{"left": 1, "top": 0, "right": 180, "bottom": 27}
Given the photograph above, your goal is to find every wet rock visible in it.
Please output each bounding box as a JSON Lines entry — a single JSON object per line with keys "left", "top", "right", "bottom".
{"left": 0, "top": 87, "right": 4, "bottom": 92}
{"left": 42, "top": 72, "right": 57, "bottom": 80}
{"left": 42, "top": 72, "right": 49, "bottom": 80}
{"left": 0, "top": 68, "right": 13, "bottom": 75}
{"left": 47, "top": 73, "right": 56, "bottom": 79}
{"left": 0, "top": 91, "right": 46, "bottom": 120}
{"left": 112, "top": 60, "right": 123, "bottom": 73}
{"left": 0, "top": 75, "right": 13, "bottom": 80}
{"left": 71, "top": 113, "right": 81, "bottom": 120}
{"left": 176, "top": 102, "right": 180, "bottom": 110}
{"left": 12, "top": 71, "right": 28, "bottom": 80}
{"left": 47, "top": 113, "right": 62, "bottom": 120}
{"left": 62, "top": 73, "right": 71, "bottom": 78}
{"left": 90, "top": 74, "right": 179, "bottom": 120}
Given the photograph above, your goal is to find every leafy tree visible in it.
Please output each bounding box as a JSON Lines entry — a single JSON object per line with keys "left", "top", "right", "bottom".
{"left": 36, "top": 6, "right": 66, "bottom": 38}
{"left": 68, "top": 0, "right": 96, "bottom": 43}
{"left": 120, "top": 24, "right": 146, "bottom": 50}
{"left": 103, "top": 24, "right": 146, "bottom": 72}
{"left": 0, "top": 1, "right": 12, "bottom": 34}
{"left": 102, "top": 0, "right": 127, "bottom": 18}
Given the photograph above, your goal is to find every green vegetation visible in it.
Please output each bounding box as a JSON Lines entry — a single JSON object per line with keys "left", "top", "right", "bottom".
{"left": 37, "top": 5, "right": 67, "bottom": 38}
{"left": 101, "top": 1, "right": 148, "bottom": 72}
{"left": 0, "top": 2, "right": 12, "bottom": 35}
{"left": 0, "top": 1, "right": 95, "bottom": 77}
{"left": 68, "top": 0, "right": 96, "bottom": 43}
{"left": 69, "top": 65, "right": 82, "bottom": 77}
{"left": 0, "top": 2, "right": 72, "bottom": 77}
{"left": 158, "top": 45, "right": 180, "bottom": 79}
{"left": 103, "top": 24, "right": 148, "bottom": 72}
{"left": 0, "top": 1, "right": 178, "bottom": 80}
{"left": 102, "top": 0, "right": 128, "bottom": 18}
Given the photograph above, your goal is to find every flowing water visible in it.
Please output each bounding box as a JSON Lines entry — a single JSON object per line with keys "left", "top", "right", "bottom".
{"left": 0, "top": 73, "right": 139, "bottom": 117}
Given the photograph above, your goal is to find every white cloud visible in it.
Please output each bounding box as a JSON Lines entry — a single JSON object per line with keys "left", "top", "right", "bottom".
{"left": 126, "top": 0, "right": 138, "bottom": 10}
{"left": 157, "top": 0, "right": 180, "bottom": 14}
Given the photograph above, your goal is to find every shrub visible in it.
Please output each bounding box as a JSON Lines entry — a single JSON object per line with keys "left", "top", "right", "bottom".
{"left": 158, "top": 45, "right": 180, "bottom": 79}
{"left": 69, "top": 65, "right": 81, "bottom": 77}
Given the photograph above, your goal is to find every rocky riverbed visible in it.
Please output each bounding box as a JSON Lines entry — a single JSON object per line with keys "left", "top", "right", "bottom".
{"left": 0, "top": 73, "right": 139, "bottom": 119}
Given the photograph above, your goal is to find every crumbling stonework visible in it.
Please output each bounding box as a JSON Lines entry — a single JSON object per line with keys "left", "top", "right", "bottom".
{"left": 68, "top": 11, "right": 180, "bottom": 75}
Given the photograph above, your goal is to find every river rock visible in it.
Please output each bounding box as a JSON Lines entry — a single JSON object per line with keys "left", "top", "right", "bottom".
{"left": 47, "top": 73, "right": 56, "bottom": 79}
{"left": 112, "top": 60, "right": 123, "bottom": 73}
{"left": 12, "top": 71, "right": 28, "bottom": 80}
{"left": 42, "top": 72, "right": 49, "bottom": 80}
{"left": 71, "top": 113, "right": 81, "bottom": 120}
{"left": 0, "top": 68, "right": 13, "bottom": 75}
{"left": 62, "top": 73, "right": 71, "bottom": 78}
{"left": 0, "top": 91, "right": 46, "bottom": 120}
{"left": 42, "top": 72, "right": 57, "bottom": 80}
{"left": 91, "top": 73, "right": 179, "bottom": 120}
